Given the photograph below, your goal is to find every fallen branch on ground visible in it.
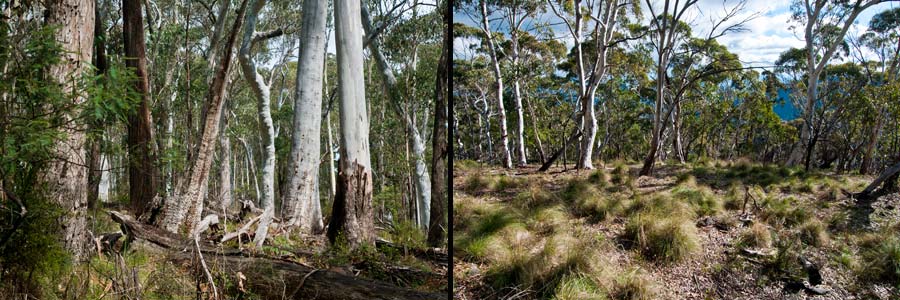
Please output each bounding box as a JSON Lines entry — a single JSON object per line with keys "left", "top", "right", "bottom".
{"left": 108, "top": 210, "right": 444, "bottom": 300}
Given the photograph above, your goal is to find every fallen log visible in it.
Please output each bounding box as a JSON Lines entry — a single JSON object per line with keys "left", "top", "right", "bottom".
{"left": 108, "top": 211, "right": 443, "bottom": 300}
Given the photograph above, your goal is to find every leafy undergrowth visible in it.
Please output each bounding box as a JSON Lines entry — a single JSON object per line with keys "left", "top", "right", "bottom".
{"left": 454, "top": 160, "right": 900, "bottom": 299}
{"left": 4, "top": 209, "right": 447, "bottom": 299}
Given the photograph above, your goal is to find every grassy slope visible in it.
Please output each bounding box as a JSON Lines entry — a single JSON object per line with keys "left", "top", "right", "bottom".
{"left": 453, "top": 160, "right": 900, "bottom": 300}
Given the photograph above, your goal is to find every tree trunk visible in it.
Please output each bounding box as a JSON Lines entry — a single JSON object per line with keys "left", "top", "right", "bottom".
{"left": 238, "top": 0, "right": 276, "bottom": 247}
{"left": 43, "top": 0, "right": 95, "bottom": 261}
{"left": 361, "top": 6, "right": 431, "bottom": 229}
{"left": 328, "top": 0, "right": 375, "bottom": 249}
{"left": 283, "top": 0, "right": 327, "bottom": 233}
{"left": 479, "top": 0, "right": 512, "bottom": 169}
{"left": 157, "top": 0, "right": 248, "bottom": 235}
{"left": 860, "top": 109, "right": 884, "bottom": 174}
{"left": 219, "top": 119, "right": 233, "bottom": 219}
{"left": 87, "top": 4, "right": 108, "bottom": 210}
{"left": 123, "top": 0, "right": 161, "bottom": 218}
{"left": 427, "top": 7, "right": 449, "bottom": 247}
{"left": 511, "top": 33, "right": 527, "bottom": 166}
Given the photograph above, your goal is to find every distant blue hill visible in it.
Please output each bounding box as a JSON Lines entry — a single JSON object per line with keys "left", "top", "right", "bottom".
{"left": 773, "top": 89, "right": 799, "bottom": 120}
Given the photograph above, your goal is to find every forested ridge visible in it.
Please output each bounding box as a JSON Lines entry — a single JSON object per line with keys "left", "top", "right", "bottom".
{"left": 453, "top": 0, "right": 900, "bottom": 299}
{"left": 0, "top": 0, "right": 449, "bottom": 298}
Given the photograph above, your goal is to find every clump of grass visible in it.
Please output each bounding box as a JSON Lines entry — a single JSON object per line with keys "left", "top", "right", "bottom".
{"left": 513, "top": 183, "right": 557, "bottom": 211}
{"left": 588, "top": 169, "right": 611, "bottom": 188}
{"left": 798, "top": 220, "right": 829, "bottom": 247}
{"left": 857, "top": 231, "right": 900, "bottom": 284}
{"left": 563, "top": 179, "right": 627, "bottom": 222}
{"left": 670, "top": 183, "right": 722, "bottom": 217}
{"left": 531, "top": 205, "right": 569, "bottom": 234}
{"left": 456, "top": 209, "right": 520, "bottom": 260}
{"left": 455, "top": 159, "right": 481, "bottom": 172}
{"left": 723, "top": 182, "right": 744, "bottom": 210}
{"left": 496, "top": 174, "right": 529, "bottom": 191}
{"left": 761, "top": 196, "right": 811, "bottom": 228}
{"left": 623, "top": 214, "right": 699, "bottom": 263}
{"left": 463, "top": 173, "right": 495, "bottom": 193}
{"left": 611, "top": 269, "right": 656, "bottom": 300}
{"left": 553, "top": 275, "right": 607, "bottom": 300}
{"left": 738, "top": 222, "right": 772, "bottom": 248}
{"left": 610, "top": 162, "right": 634, "bottom": 189}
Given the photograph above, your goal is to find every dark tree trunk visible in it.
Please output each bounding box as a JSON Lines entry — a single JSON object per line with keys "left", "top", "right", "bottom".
{"left": 123, "top": 0, "right": 160, "bottom": 217}
{"left": 87, "top": 4, "right": 108, "bottom": 210}
{"left": 427, "top": 8, "right": 449, "bottom": 247}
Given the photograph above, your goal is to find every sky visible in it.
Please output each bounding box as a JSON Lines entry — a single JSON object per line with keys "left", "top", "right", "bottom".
{"left": 454, "top": 0, "right": 899, "bottom": 68}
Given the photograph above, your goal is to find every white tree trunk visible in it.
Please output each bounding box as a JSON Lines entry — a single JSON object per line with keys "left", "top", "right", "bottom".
{"left": 239, "top": 0, "right": 276, "bottom": 247}
{"left": 479, "top": 0, "right": 512, "bottom": 169}
{"left": 328, "top": 0, "right": 375, "bottom": 249}
{"left": 283, "top": 0, "right": 327, "bottom": 233}
{"left": 361, "top": 6, "right": 431, "bottom": 229}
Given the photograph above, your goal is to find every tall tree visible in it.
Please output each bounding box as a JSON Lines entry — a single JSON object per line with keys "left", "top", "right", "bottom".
{"left": 361, "top": 4, "right": 432, "bottom": 229}
{"left": 478, "top": 0, "right": 513, "bottom": 168}
{"left": 42, "top": 0, "right": 95, "bottom": 261}
{"left": 787, "top": 0, "right": 885, "bottom": 169}
{"left": 283, "top": 0, "right": 328, "bottom": 233}
{"left": 427, "top": 0, "right": 450, "bottom": 247}
{"left": 238, "top": 0, "right": 279, "bottom": 247}
{"left": 328, "top": 0, "right": 375, "bottom": 249}
{"left": 123, "top": 0, "right": 161, "bottom": 217}
{"left": 157, "top": 0, "right": 249, "bottom": 235}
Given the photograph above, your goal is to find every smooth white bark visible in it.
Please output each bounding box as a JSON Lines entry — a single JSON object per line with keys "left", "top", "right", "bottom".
{"left": 283, "top": 0, "right": 328, "bottom": 233}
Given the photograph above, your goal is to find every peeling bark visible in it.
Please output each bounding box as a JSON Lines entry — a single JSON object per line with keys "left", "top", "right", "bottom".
{"left": 43, "top": 0, "right": 95, "bottom": 261}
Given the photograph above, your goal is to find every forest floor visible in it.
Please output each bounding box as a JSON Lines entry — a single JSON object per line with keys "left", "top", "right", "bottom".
{"left": 65, "top": 208, "right": 448, "bottom": 299}
{"left": 453, "top": 160, "right": 900, "bottom": 300}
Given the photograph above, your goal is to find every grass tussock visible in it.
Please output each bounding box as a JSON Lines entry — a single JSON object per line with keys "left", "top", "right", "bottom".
{"left": 553, "top": 275, "right": 608, "bottom": 300}
{"left": 760, "top": 196, "right": 812, "bottom": 228}
{"left": 623, "top": 214, "right": 699, "bottom": 263}
{"left": 738, "top": 222, "right": 773, "bottom": 249}
{"left": 670, "top": 183, "right": 722, "bottom": 217}
{"left": 564, "top": 180, "right": 628, "bottom": 222}
{"left": 857, "top": 230, "right": 900, "bottom": 284}
{"left": 798, "top": 220, "right": 829, "bottom": 247}
{"left": 611, "top": 269, "right": 656, "bottom": 300}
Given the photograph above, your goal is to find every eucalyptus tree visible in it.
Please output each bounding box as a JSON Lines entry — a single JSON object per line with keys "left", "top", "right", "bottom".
{"left": 854, "top": 7, "right": 900, "bottom": 174}
{"left": 428, "top": 0, "right": 450, "bottom": 247}
{"left": 239, "top": 0, "right": 284, "bottom": 246}
{"left": 123, "top": 0, "right": 161, "bottom": 218}
{"left": 283, "top": 0, "right": 328, "bottom": 234}
{"left": 498, "top": 0, "right": 542, "bottom": 166}
{"left": 545, "top": 0, "right": 632, "bottom": 170}
{"left": 638, "top": 0, "right": 752, "bottom": 175}
{"left": 361, "top": 2, "right": 434, "bottom": 229}
{"left": 41, "top": 0, "right": 96, "bottom": 261}
{"left": 475, "top": 0, "right": 513, "bottom": 168}
{"left": 157, "top": 0, "right": 249, "bottom": 235}
{"left": 786, "top": 0, "right": 887, "bottom": 169}
{"left": 329, "top": 0, "right": 375, "bottom": 248}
